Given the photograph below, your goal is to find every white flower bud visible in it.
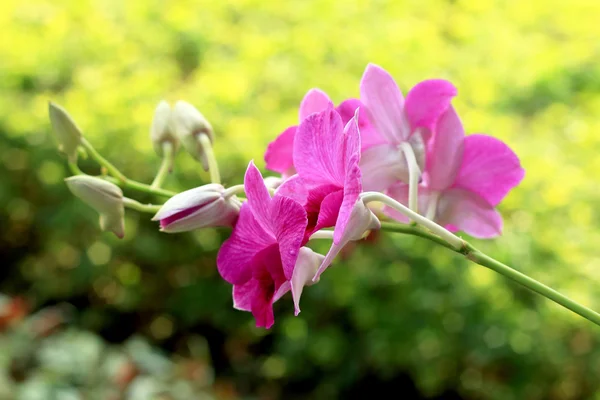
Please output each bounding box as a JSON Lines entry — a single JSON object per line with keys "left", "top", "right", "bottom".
{"left": 152, "top": 184, "right": 240, "bottom": 233}
{"left": 48, "top": 102, "right": 82, "bottom": 162}
{"left": 171, "top": 101, "right": 214, "bottom": 170}
{"left": 65, "top": 176, "right": 125, "bottom": 238}
{"left": 150, "top": 101, "right": 179, "bottom": 157}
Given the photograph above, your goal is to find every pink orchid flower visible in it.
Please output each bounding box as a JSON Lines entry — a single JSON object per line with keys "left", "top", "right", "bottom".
{"left": 216, "top": 162, "right": 323, "bottom": 328}
{"left": 385, "top": 106, "right": 525, "bottom": 238}
{"left": 359, "top": 63, "right": 457, "bottom": 191}
{"left": 293, "top": 107, "right": 362, "bottom": 238}
{"left": 290, "top": 107, "right": 380, "bottom": 279}
{"left": 264, "top": 89, "right": 378, "bottom": 180}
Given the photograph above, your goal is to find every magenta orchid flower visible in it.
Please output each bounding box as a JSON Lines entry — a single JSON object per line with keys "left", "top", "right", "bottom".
{"left": 359, "top": 63, "right": 457, "bottom": 192}
{"left": 216, "top": 162, "right": 323, "bottom": 328}
{"left": 385, "top": 106, "right": 525, "bottom": 238}
{"left": 290, "top": 107, "right": 380, "bottom": 279}
{"left": 264, "top": 89, "right": 378, "bottom": 180}
{"left": 293, "top": 107, "right": 362, "bottom": 238}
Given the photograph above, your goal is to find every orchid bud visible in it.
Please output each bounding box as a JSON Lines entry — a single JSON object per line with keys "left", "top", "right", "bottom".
{"left": 171, "top": 101, "right": 214, "bottom": 171}
{"left": 48, "top": 102, "right": 82, "bottom": 162}
{"left": 152, "top": 184, "right": 240, "bottom": 233}
{"left": 65, "top": 176, "right": 125, "bottom": 238}
{"left": 150, "top": 101, "right": 179, "bottom": 157}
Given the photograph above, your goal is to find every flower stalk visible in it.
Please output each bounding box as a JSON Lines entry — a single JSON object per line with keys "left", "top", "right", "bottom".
{"left": 151, "top": 142, "right": 174, "bottom": 189}
{"left": 379, "top": 221, "right": 600, "bottom": 327}
{"left": 103, "top": 176, "right": 176, "bottom": 198}
{"left": 123, "top": 197, "right": 162, "bottom": 214}
{"left": 361, "top": 191, "right": 464, "bottom": 249}
{"left": 67, "top": 140, "right": 176, "bottom": 198}
{"left": 80, "top": 138, "right": 127, "bottom": 182}
{"left": 198, "top": 133, "right": 220, "bottom": 184}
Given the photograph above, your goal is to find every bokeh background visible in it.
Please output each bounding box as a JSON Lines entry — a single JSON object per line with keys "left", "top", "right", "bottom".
{"left": 1, "top": 0, "right": 600, "bottom": 399}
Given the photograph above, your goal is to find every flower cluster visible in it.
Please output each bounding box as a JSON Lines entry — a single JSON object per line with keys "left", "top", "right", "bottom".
{"left": 219, "top": 64, "right": 522, "bottom": 327}
{"left": 52, "top": 64, "right": 524, "bottom": 329}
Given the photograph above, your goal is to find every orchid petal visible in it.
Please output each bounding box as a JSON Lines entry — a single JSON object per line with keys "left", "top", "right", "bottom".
{"left": 251, "top": 281, "right": 275, "bottom": 329}
{"left": 294, "top": 108, "right": 345, "bottom": 185}
{"left": 250, "top": 245, "right": 287, "bottom": 329}
{"left": 315, "top": 200, "right": 380, "bottom": 280}
{"left": 360, "top": 63, "right": 408, "bottom": 143}
{"left": 276, "top": 174, "right": 309, "bottom": 206}
{"left": 273, "top": 281, "right": 291, "bottom": 303}
{"left": 313, "top": 189, "right": 344, "bottom": 233}
{"left": 336, "top": 98, "right": 362, "bottom": 124}
{"left": 383, "top": 183, "right": 433, "bottom": 224}
{"left": 291, "top": 247, "right": 324, "bottom": 315}
{"left": 299, "top": 89, "right": 333, "bottom": 120}
{"left": 454, "top": 134, "right": 525, "bottom": 206}
{"left": 333, "top": 115, "right": 363, "bottom": 244}
{"left": 337, "top": 99, "right": 386, "bottom": 149}
{"left": 342, "top": 113, "right": 361, "bottom": 169}
{"left": 405, "top": 79, "right": 457, "bottom": 135}
{"left": 232, "top": 281, "right": 254, "bottom": 311}
{"left": 217, "top": 204, "right": 273, "bottom": 285}
{"left": 335, "top": 177, "right": 360, "bottom": 244}
{"left": 244, "top": 161, "right": 274, "bottom": 234}
{"left": 438, "top": 188, "right": 503, "bottom": 238}
{"left": 382, "top": 183, "right": 409, "bottom": 224}
{"left": 425, "top": 106, "right": 465, "bottom": 191}
{"left": 271, "top": 195, "right": 308, "bottom": 280}
{"left": 264, "top": 126, "right": 296, "bottom": 176}
{"left": 360, "top": 144, "right": 408, "bottom": 191}
{"left": 407, "top": 129, "right": 427, "bottom": 172}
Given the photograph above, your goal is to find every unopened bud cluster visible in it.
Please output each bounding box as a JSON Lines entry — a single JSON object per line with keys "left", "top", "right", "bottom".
{"left": 50, "top": 100, "right": 223, "bottom": 239}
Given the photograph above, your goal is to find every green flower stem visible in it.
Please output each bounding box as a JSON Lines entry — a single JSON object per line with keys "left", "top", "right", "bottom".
{"left": 380, "top": 221, "right": 455, "bottom": 250}
{"left": 80, "top": 138, "right": 127, "bottom": 182}
{"left": 69, "top": 139, "right": 176, "bottom": 198}
{"left": 399, "top": 142, "right": 421, "bottom": 215}
{"left": 379, "top": 221, "right": 600, "bottom": 327}
{"left": 151, "top": 142, "right": 174, "bottom": 189}
{"left": 104, "top": 176, "right": 176, "bottom": 197}
{"left": 198, "top": 133, "right": 221, "bottom": 184}
{"left": 362, "top": 192, "right": 464, "bottom": 249}
{"left": 68, "top": 159, "right": 176, "bottom": 197}
{"left": 122, "top": 197, "right": 162, "bottom": 214}
{"left": 68, "top": 161, "right": 84, "bottom": 176}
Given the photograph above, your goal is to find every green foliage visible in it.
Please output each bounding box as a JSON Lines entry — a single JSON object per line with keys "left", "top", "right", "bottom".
{"left": 2, "top": 0, "right": 600, "bottom": 398}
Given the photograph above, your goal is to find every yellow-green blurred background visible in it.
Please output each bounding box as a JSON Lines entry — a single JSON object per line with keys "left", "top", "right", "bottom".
{"left": 1, "top": 0, "right": 600, "bottom": 399}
